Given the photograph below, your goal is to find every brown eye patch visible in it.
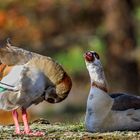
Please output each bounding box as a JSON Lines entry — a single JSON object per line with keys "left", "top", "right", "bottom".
{"left": 93, "top": 52, "right": 100, "bottom": 59}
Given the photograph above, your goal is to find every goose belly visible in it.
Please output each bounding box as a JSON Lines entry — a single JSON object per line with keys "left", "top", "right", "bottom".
{"left": 87, "top": 109, "right": 140, "bottom": 132}
{"left": 102, "top": 109, "right": 140, "bottom": 131}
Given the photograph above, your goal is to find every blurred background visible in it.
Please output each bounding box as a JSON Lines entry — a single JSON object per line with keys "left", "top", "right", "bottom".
{"left": 0, "top": 0, "right": 140, "bottom": 125}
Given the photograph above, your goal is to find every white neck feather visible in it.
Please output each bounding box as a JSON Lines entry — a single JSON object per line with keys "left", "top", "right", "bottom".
{"left": 85, "top": 61, "right": 113, "bottom": 131}
{"left": 86, "top": 63, "right": 108, "bottom": 91}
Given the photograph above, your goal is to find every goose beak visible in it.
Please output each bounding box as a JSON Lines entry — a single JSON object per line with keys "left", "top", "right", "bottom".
{"left": 84, "top": 52, "right": 94, "bottom": 62}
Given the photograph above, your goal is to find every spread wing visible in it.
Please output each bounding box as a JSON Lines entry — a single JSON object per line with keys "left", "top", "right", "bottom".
{"left": 110, "top": 93, "right": 140, "bottom": 111}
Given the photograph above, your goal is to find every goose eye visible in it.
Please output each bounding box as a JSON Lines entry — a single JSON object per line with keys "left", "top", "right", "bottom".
{"left": 94, "top": 52, "right": 100, "bottom": 59}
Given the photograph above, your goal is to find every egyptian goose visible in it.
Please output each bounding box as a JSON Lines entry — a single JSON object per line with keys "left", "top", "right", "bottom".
{"left": 0, "top": 42, "right": 72, "bottom": 136}
{"left": 84, "top": 51, "right": 140, "bottom": 132}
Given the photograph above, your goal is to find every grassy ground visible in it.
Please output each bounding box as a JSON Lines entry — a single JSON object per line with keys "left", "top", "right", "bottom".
{"left": 0, "top": 118, "right": 140, "bottom": 140}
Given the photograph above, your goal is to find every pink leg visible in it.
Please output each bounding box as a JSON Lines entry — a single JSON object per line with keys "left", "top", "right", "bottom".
{"left": 21, "top": 108, "right": 30, "bottom": 133}
{"left": 21, "top": 108, "right": 45, "bottom": 136}
{"left": 12, "top": 110, "right": 20, "bottom": 134}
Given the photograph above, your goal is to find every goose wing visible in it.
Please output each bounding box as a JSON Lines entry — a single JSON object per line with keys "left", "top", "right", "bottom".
{"left": 0, "top": 65, "right": 46, "bottom": 110}
{"left": 0, "top": 65, "right": 24, "bottom": 91}
{"left": 110, "top": 93, "right": 140, "bottom": 111}
{"left": 0, "top": 65, "right": 24, "bottom": 110}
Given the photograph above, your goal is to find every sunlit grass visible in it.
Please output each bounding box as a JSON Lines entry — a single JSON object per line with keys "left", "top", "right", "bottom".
{"left": 1, "top": 119, "right": 140, "bottom": 139}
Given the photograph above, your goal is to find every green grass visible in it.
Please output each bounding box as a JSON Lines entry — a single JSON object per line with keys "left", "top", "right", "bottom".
{"left": 0, "top": 119, "right": 140, "bottom": 140}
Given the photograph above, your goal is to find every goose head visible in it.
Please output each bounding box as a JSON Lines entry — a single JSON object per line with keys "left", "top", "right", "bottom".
{"left": 83, "top": 51, "right": 103, "bottom": 70}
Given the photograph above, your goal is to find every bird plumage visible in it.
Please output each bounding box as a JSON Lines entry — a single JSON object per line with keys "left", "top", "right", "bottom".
{"left": 110, "top": 93, "right": 140, "bottom": 111}
{"left": 0, "top": 40, "right": 72, "bottom": 135}
{"left": 0, "top": 41, "right": 72, "bottom": 104}
{"left": 84, "top": 51, "right": 140, "bottom": 132}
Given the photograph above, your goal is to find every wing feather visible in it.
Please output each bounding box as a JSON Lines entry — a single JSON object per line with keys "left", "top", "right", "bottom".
{"left": 110, "top": 93, "right": 140, "bottom": 111}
